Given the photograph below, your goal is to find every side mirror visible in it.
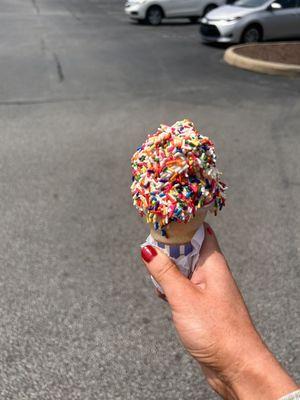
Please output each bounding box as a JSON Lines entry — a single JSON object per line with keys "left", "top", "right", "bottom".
{"left": 268, "top": 2, "right": 282, "bottom": 10}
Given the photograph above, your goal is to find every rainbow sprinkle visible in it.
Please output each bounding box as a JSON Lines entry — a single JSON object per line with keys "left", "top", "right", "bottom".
{"left": 130, "top": 119, "right": 227, "bottom": 233}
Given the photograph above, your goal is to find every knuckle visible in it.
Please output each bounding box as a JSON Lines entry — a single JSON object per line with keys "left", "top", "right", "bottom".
{"left": 155, "top": 259, "right": 176, "bottom": 282}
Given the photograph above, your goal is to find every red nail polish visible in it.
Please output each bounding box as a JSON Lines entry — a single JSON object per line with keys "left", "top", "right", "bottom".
{"left": 141, "top": 245, "right": 157, "bottom": 262}
{"left": 207, "top": 226, "right": 213, "bottom": 236}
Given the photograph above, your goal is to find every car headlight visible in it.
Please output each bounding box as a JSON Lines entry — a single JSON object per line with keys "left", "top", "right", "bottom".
{"left": 226, "top": 16, "right": 241, "bottom": 21}
{"left": 202, "top": 16, "right": 241, "bottom": 24}
{"left": 213, "top": 16, "right": 241, "bottom": 23}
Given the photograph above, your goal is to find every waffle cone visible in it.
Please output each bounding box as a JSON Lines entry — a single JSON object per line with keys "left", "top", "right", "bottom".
{"left": 149, "top": 209, "right": 207, "bottom": 245}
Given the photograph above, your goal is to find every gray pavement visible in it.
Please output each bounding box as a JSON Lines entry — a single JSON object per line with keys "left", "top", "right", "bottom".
{"left": 0, "top": 0, "right": 299, "bottom": 399}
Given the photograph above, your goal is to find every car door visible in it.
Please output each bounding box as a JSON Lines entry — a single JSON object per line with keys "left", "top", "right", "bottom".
{"left": 186, "top": 0, "right": 205, "bottom": 15}
{"left": 164, "top": 0, "right": 201, "bottom": 16}
{"left": 262, "top": 0, "right": 299, "bottom": 39}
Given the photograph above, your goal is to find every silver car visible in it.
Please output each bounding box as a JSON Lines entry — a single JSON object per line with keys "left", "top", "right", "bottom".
{"left": 200, "top": 0, "right": 300, "bottom": 43}
{"left": 125, "top": 0, "right": 226, "bottom": 25}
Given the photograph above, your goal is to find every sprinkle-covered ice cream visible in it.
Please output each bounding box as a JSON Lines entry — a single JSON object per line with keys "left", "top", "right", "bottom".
{"left": 131, "top": 119, "right": 226, "bottom": 234}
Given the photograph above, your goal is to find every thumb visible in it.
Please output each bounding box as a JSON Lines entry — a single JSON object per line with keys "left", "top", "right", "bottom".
{"left": 141, "top": 245, "right": 193, "bottom": 300}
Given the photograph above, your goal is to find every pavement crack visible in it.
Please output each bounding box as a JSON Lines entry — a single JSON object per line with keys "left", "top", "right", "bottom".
{"left": 39, "top": 40, "right": 65, "bottom": 83}
{"left": 61, "top": 1, "right": 81, "bottom": 21}
{"left": 53, "top": 53, "right": 65, "bottom": 83}
{"left": 40, "top": 38, "right": 46, "bottom": 53}
{"left": 31, "top": 0, "right": 40, "bottom": 14}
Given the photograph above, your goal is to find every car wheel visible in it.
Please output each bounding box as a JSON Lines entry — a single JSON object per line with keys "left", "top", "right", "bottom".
{"left": 202, "top": 4, "right": 218, "bottom": 16}
{"left": 189, "top": 16, "right": 199, "bottom": 23}
{"left": 145, "top": 6, "right": 163, "bottom": 26}
{"left": 241, "top": 25, "right": 262, "bottom": 43}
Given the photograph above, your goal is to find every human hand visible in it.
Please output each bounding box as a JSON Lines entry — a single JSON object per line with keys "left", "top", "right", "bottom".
{"left": 141, "top": 223, "right": 298, "bottom": 400}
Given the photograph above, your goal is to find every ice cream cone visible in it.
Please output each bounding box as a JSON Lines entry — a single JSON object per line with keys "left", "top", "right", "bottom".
{"left": 131, "top": 119, "right": 226, "bottom": 248}
{"left": 149, "top": 208, "right": 207, "bottom": 245}
{"left": 132, "top": 120, "right": 226, "bottom": 291}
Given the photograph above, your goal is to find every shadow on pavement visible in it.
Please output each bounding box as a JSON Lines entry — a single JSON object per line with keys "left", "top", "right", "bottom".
{"left": 202, "top": 42, "right": 232, "bottom": 50}
{"left": 130, "top": 19, "right": 197, "bottom": 27}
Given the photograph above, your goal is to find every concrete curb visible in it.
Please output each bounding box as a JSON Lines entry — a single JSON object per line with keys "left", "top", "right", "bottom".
{"left": 224, "top": 43, "right": 300, "bottom": 77}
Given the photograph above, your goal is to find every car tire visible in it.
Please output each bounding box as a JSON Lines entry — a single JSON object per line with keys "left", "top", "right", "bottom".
{"left": 241, "top": 25, "right": 263, "bottom": 43}
{"left": 202, "top": 4, "right": 218, "bottom": 16}
{"left": 145, "top": 6, "right": 163, "bottom": 26}
{"left": 189, "top": 16, "right": 199, "bottom": 23}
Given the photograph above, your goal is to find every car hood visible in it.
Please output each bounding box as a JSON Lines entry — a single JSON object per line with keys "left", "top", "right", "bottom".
{"left": 205, "top": 5, "right": 257, "bottom": 20}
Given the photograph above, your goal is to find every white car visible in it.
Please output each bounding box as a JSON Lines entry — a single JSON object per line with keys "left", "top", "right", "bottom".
{"left": 200, "top": 0, "right": 300, "bottom": 43}
{"left": 125, "top": 0, "right": 226, "bottom": 25}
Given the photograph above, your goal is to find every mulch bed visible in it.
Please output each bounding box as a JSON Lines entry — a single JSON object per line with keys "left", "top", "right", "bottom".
{"left": 235, "top": 43, "right": 300, "bottom": 65}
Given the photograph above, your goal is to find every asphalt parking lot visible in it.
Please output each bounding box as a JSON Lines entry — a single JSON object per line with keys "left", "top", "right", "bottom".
{"left": 0, "top": 0, "right": 299, "bottom": 399}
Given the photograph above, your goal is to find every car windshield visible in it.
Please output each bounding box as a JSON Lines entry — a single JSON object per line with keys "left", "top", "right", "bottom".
{"left": 234, "top": 0, "right": 268, "bottom": 7}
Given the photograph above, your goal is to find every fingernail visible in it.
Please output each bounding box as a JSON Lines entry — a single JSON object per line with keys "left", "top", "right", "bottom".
{"left": 207, "top": 226, "right": 213, "bottom": 236}
{"left": 141, "top": 245, "right": 157, "bottom": 263}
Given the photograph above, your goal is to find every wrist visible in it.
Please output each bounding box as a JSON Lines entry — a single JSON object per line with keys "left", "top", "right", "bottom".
{"left": 224, "top": 344, "right": 298, "bottom": 400}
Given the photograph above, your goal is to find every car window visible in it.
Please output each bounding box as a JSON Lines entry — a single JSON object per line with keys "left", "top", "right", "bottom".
{"left": 273, "top": 0, "right": 297, "bottom": 8}
{"left": 235, "top": 0, "right": 268, "bottom": 7}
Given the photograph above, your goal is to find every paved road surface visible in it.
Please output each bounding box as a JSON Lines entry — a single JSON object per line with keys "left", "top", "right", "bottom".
{"left": 0, "top": 1, "right": 299, "bottom": 399}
